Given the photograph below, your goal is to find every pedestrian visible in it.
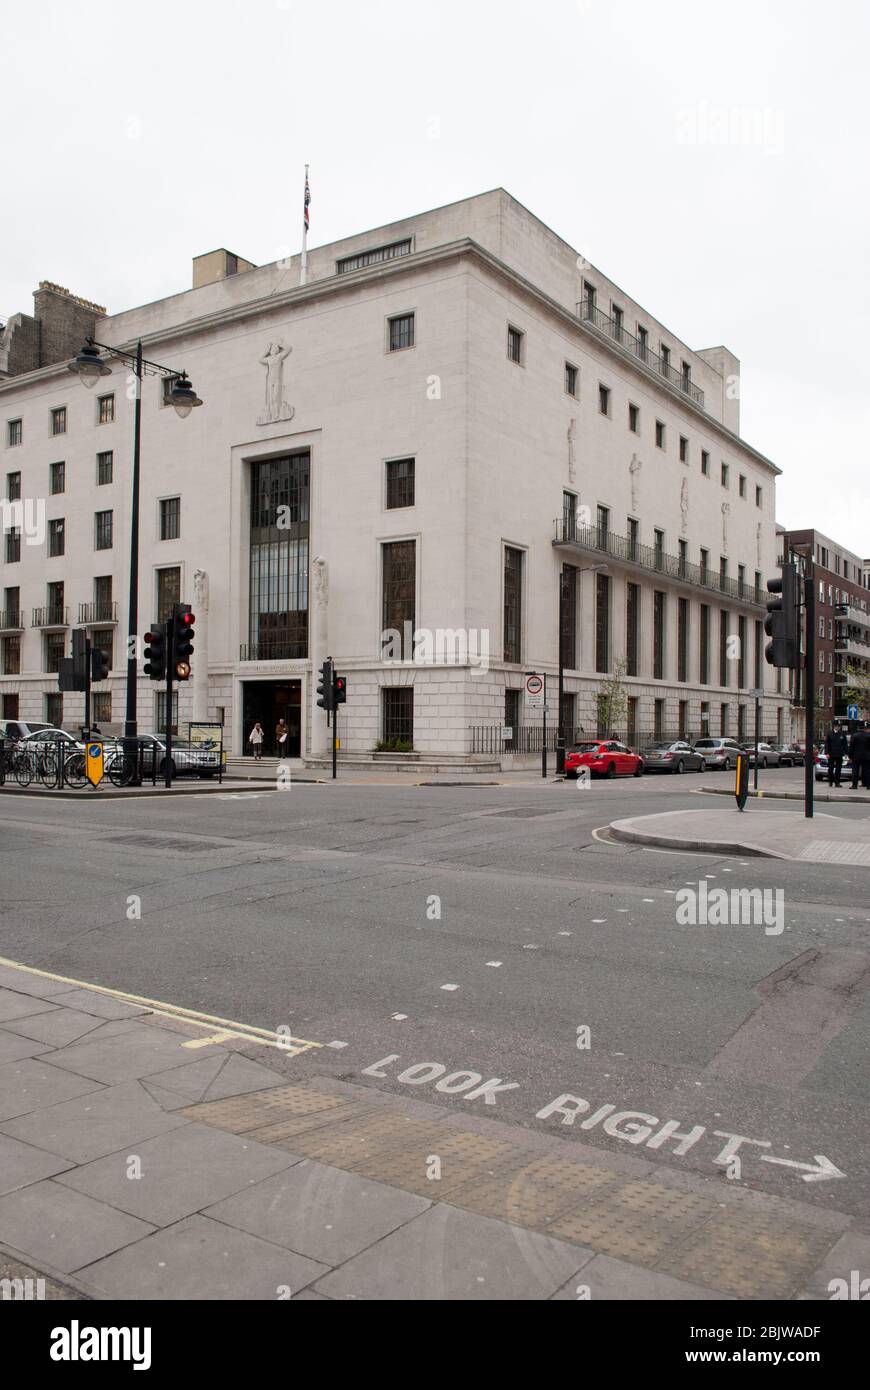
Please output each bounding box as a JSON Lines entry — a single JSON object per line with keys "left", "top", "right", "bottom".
{"left": 248, "top": 720, "right": 264, "bottom": 761}
{"left": 275, "top": 718, "right": 289, "bottom": 760}
{"left": 848, "top": 723, "right": 870, "bottom": 790}
{"left": 825, "top": 726, "right": 848, "bottom": 787}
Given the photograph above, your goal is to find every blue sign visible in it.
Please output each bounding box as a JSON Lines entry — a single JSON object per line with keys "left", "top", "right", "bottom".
{"left": 846, "top": 705, "right": 859, "bottom": 721}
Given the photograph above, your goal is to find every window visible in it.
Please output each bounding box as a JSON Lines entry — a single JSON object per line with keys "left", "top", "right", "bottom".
{"left": 383, "top": 541, "right": 417, "bottom": 655}
{"left": 701, "top": 450, "right": 710, "bottom": 477}
{"left": 754, "top": 570, "right": 762, "bottom": 602}
{"left": 700, "top": 548, "right": 709, "bottom": 585}
{"left": 628, "top": 403, "right": 640, "bottom": 434}
{"left": 595, "top": 573, "right": 610, "bottom": 673}
{"left": 336, "top": 239, "right": 411, "bottom": 274}
{"left": 653, "top": 592, "right": 666, "bottom": 679}
{"left": 720, "top": 703, "right": 730, "bottom": 736}
{"left": 655, "top": 420, "right": 666, "bottom": 449}
{"left": 5, "top": 529, "right": 20, "bottom": 564}
{"left": 382, "top": 687, "right": 414, "bottom": 746}
{"left": 679, "top": 700, "right": 689, "bottom": 737}
{"left": 626, "top": 582, "right": 639, "bottom": 676}
{"left": 719, "top": 612, "right": 730, "bottom": 686}
{"left": 388, "top": 313, "right": 415, "bottom": 352}
{"left": 678, "top": 538, "right": 688, "bottom": 578}
{"left": 654, "top": 529, "right": 664, "bottom": 570}
{"left": 2, "top": 636, "right": 20, "bottom": 675}
{"left": 756, "top": 485, "right": 763, "bottom": 508}
{"left": 627, "top": 517, "right": 639, "bottom": 561}
{"left": 699, "top": 605, "right": 710, "bottom": 685}
{"left": 157, "top": 567, "right": 181, "bottom": 623}
{"left": 739, "top": 474, "right": 747, "bottom": 498}
{"left": 560, "top": 565, "right": 577, "bottom": 669}
{"left": 612, "top": 305, "right": 624, "bottom": 340}
{"left": 565, "top": 362, "right": 578, "bottom": 397}
{"left": 48, "top": 581, "right": 64, "bottom": 622}
{"left": 738, "top": 705, "right": 747, "bottom": 743}
{"left": 93, "top": 692, "right": 112, "bottom": 723}
{"left": 560, "top": 692, "right": 576, "bottom": 740}
{"left": 738, "top": 615, "right": 746, "bottom": 687}
{"left": 45, "top": 631, "right": 65, "bottom": 674}
{"left": 721, "top": 462, "right": 729, "bottom": 488}
{"left": 248, "top": 453, "right": 310, "bottom": 660}
{"left": 654, "top": 698, "right": 665, "bottom": 739}
{"left": 598, "top": 384, "right": 611, "bottom": 416}
{"left": 505, "top": 689, "right": 520, "bottom": 751}
{"left": 700, "top": 700, "right": 710, "bottom": 731}
{"left": 636, "top": 324, "right": 648, "bottom": 357}
{"left": 160, "top": 497, "right": 180, "bottom": 540}
{"left": 7, "top": 419, "right": 22, "bottom": 447}
{"left": 385, "top": 457, "right": 415, "bottom": 510}
{"left": 49, "top": 461, "right": 65, "bottom": 495}
{"left": 94, "top": 575, "right": 113, "bottom": 621}
{"left": 681, "top": 361, "right": 692, "bottom": 392}
{"left": 507, "top": 325, "right": 523, "bottom": 365}
{"left": 660, "top": 345, "right": 671, "bottom": 373}
{"left": 45, "top": 693, "right": 63, "bottom": 727}
{"left": 503, "top": 547, "right": 523, "bottom": 663}
{"left": 563, "top": 491, "right": 577, "bottom": 540}
{"left": 679, "top": 435, "right": 688, "bottom": 463}
{"left": 7, "top": 471, "right": 21, "bottom": 500}
{"left": 48, "top": 518, "right": 65, "bottom": 557}
{"left": 677, "top": 598, "right": 689, "bottom": 682}
{"left": 720, "top": 556, "right": 728, "bottom": 586}
{"left": 818, "top": 616, "right": 825, "bottom": 638}
{"left": 627, "top": 696, "right": 638, "bottom": 741}
{"left": 583, "top": 280, "right": 596, "bottom": 311}
{"left": 3, "top": 587, "right": 20, "bottom": 628}
{"left": 95, "top": 510, "right": 113, "bottom": 550}
{"left": 596, "top": 504, "right": 610, "bottom": 549}
{"left": 97, "top": 451, "right": 113, "bottom": 485}
{"left": 738, "top": 563, "right": 746, "bottom": 597}
{"left": 92, "top": 629, "right": 113, "bottom": 670}
{"left": 51, "top": 407, "right": 67, "bottom": 436}
{"left": 97, "top": 394, "right": 114, "bottom": 425}
{"left": 156, "top": 689, "right": 179, "bottom": 736}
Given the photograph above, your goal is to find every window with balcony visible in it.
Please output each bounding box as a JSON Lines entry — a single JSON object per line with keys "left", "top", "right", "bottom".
{"left": 563, "top": 491, "right": 577, "bottom": 541}
{"left": 612, "top": 305, "right": 624, "bottom": 340}
{"left": 47, "top": 581, "right": 64, "bottom": 623}
{"left": 97, "top": 450, "right": 113, "bottom": 485}
{"left": 386, "top": 457, "right": 415, "bottom": 510}
{"left": 503, "top": 546, "right": 523, "bottom": 663}
{"left": 628, "top": 517, "right": 639, "bottom": 562}
{"left": 678, "top": 538, "right": 688, "bottom": 579}
{"left": 48, "top": 518, "right": 65, "bottom": 557}
{"left": 2, "top": 587, "right": 20, "bottom": 630}
{"left": 654, "top": 529, "right": 664, "bottom": 570}
{"left": 388, "top": 313, "right": 415, "bottom": 352}
{"left": 596, "top": 504, "right": 610, "bottom": 549}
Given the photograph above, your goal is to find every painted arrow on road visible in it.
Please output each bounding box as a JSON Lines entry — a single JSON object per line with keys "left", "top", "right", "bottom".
{"left": 760, "top": 1153, "right": 846, "bottom": 1183}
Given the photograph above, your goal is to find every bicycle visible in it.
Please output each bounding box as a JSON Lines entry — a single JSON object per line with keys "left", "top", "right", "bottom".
{"left": 14, "top": 746, "right": 35, "bottom": 787}
{"left": 63, "top": 750, "right": 88, "bottom": 789}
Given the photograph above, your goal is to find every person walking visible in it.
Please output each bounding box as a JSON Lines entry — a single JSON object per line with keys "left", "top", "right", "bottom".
{"left": 248, "top": 721, "right": 264, "bottom": 761}
{"left": 848, "top": 723, "right": 870, "bottom": 790}
{"left": 825, "top": 726, "right": 848, "bottom": 787}
{"left": 275, "top": 718, "right": 289, "bottom": 761}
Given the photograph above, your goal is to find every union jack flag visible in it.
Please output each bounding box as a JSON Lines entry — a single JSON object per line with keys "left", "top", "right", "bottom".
{"left": 304, "top": 175, "right": 311, "bottom": 232}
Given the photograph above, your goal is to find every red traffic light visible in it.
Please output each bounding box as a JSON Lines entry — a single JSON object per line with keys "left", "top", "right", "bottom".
{"left": 180, "top": 612, "right": 194, "bottom": 627}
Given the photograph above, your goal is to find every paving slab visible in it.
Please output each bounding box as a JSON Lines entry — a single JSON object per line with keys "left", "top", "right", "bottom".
{"left": 314, "top": 1203, "right": 592, "bottom": 1300}
{"left": 204, "top": 1160, "right": 431, "bottom": 1265}
{"left": 139, "top": 1053, "right": 228, "bottom": 1101}
{"left": 0, "top": 964, "right": 78, "bottom": 998}
{"left": 0, "top": 1080, "right": 189, "bottom": 1162}
{"left": 0, "top": 1031, "right": 53, "bottom": 1065}
{"left": 44, "top": 1022, "right": 220, "bottom": 1085}
{"left": 609, "top": 805, "right": 870, "bottom": 863}
{"left": 79, "top": 1214, "right": 327, "bottom": 1301}
{"left": 55, "top": 1121, "right": 301, "bottom": 1226}
{"left": 0, "top": 1180, "right": 153, "bottom": 1274}
{"left": 0, "top": 989, "right": 59, "bottom": 1023}
{"left": 550, "top": 1253, "right": 729, "bottom": 1300}
{"left": 0, "top": 1132, "right": 74, "bottom": 1196}
{"left": 2, "top": 1007, "right": 122, "bottom": 1049}
{"left": 198, "top": 1053, "right": 291, "bottom": 1102}
{"left": 0, "top": 1058, "right": 105, "bottom": 1123}
{"left": 798, "top": 1230, "right": 870, "bottom": 1300}
{"left": 44, "top": 989, "right": 151, "bottom": 1020}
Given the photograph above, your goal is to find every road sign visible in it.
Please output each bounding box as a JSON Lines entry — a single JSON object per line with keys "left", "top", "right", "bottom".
{"left": 847, "top": 704, "right": 859, "bottom": 720}
{"left": 86, "top": 741, "right": 104, "bottom": 788}
{"left": 525, "top": 673, "right": 544, "bottom": 707}
{"left": 501, "top": 726, "right": 513, "bottom": 740}
{"left": 734, "top": 753, "right": 749, "bottom": 812}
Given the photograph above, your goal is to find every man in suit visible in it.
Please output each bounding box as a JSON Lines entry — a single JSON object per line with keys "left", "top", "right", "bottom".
{"left": 825, "top": 726, "right": 849, "bottom": 787}
{"left": 848, "top": 724, "right": 870, "bottom": 790}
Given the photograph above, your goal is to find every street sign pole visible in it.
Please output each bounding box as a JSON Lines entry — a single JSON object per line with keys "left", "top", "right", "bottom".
{"left": 542, "top": 674, "right": 548, "bottom": 779}
{"left": 164, "top": 619, "right": 174, "bottom": 789}
{"left": 753, "top": 692, "right": 761, "bottom": 792}
{"left": 804, "top": 575, "right": 815, "bottom": 819}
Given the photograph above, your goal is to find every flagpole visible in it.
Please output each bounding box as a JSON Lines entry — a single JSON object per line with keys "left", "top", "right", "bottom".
{"left": 300, "top": 164, "right": 309, "bottom": 286}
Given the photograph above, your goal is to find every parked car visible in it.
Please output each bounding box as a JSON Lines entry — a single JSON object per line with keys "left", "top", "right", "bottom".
{"left": 641, "top": 740, "right": 706, "bottom": 773}
{"left": 0, "top": 720, "right": 57, "bottom": 742}
{"left": 691, "top": 738, "right": 745, "bottom": 771}
{"left": 135, "top": 734, "right": 220, "bottom": 779}
{"left": 564, "top": 739, "right": 644, "bottom": 779}
{"left": 814, "top": 752, "right": 853, "bottom": 783}
{"left": 744, "top": 742, "right": 781, "bottom": 768}
{"left": 771, "top": 743, "right": 803, "bottom": 766}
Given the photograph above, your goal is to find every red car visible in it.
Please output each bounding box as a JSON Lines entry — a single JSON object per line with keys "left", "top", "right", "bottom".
{"left": 564, "top": 739, "right": 644, "bottom": 779}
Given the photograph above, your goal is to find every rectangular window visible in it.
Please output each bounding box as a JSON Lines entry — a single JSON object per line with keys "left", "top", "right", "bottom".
{"left": 94, "top": 575, "right": 113, "bottom": 622}
{"left": 738, "top": 705, "right": 747, "bottom": 743}
{"left": 560, "top": 565, "right": 577, "bottom": 670}
{"left": 720, "top": 703, "right": 730, "bottom": 736}
{"left": 7, "top": 471, "right": 21, "bottom": 500}
{"left": 660, "top": 345, "right": 671, "bottom": 374}
{"left": 507, "top": 325, "right": 523, "bottom": 364}
{"left": 565, "top": 362, "right": 578, "bottom": 397}
{"left": 503, "top": 546, "right": 523, "bottom": 663}
{"left": 720, "top": 556, "right": 728, "bottom": 587}
{"left": 738, "top": 563, "right": 746, "bottom": 598}
{"left": 655, "top": 420, "right": 666, "bottom": 449}
{"left": 754, "top": 570, "right": 762, "bottom": 602}
{"left": 95, "top": 510, "right": 113, "bottom": 550}
{"left": 336, "top": 239, "right": 411, "bottom": 274}
{"left": 596, "top": 504, "right": 610, "bottom": 550}
{"left": 382, "top": 541, "right": 417, "bottom": 651}
{"left": 612, "top": 304, "right": 624, "bottom": 340}
{"left": 739, "top": 474, "right": 747, "bottom": 498}
{"left": 160, "top": 497, "right": 180, "bottom": 540}
{"left": 45, "top": 631, "right": 65, "bottom": 674}
{"left": 700, "top": 699, "right": 710, "bottom": 732}
{"left": 754, "top": 619, "right": 762, "bottom": 688}
{"left": 7, "top": 419, "right": 23, "bottom": 447}
{"left": 5, "top": 529, "right": 20, "bottom": 564}
{"left": 93, "top": 691, "right": 112, "bottom": 723}
{"left": 756, "top": 485, "right": 763, "bottom": 508}
{"left": 627, "top": 696, "right": 638, "bottom": 742}
{"left": 48, "top": 518, "right": 65, "bottom": 557}
{"left": 654, "top": 698, "right": 665, "bottom": 739}
{"left": 583, "top": 280, "right": 596, "bottom": 311}
{"left": 627, "top": 517, "right": 638, "bottom": 561}
{"left": 598, "top": 384, "right": 611, "bottom": 416}
{"left": 595, "top": 573, "right": 610, "bottom": 673}
{"left": 47, "top": 581, "right": 64, "bottom": 622}
{"left": 677, "top": 597, "right": 688, "bottom": 682}
{"left": 560, "top": 692, "right": 576, "bottom": 741}
{"left": 653, "top": 592, "right": 665, "bottom": 679}
{"left": 157, "top": 567, "right": 181, "bottom": 623}
{"left": 738, "top": 615, "right": 747, "bottom": 687}
{"left": 505, "top": 689, "right": 520, "bottom": 750}
{"left": 636, "top": 325, "right": 648, "bottom": 358}
{"left": 719, "top": 611, "right": 729, "bottom": 687}
{"left": 628, "top": 403, "right": 640, "bottom": 434}
{"left": 2, "top": 635, "right": 21, "bottom": 676}
{"left": 45, "top": 692, "right": 63, "bottom": 727}
{"left": 679, "top": 436, "right": 688, "bottom": 463}
{"left": 156, "top": 689, "right": 179, "bottom": 736}
{"left": 51, "top": 407, "right": 66, "bottom": 436}
{"left": 626, "top": 582, "right": 639, "bottom": 677}
{"left": 678, "top": 538, "right": 688, "bottom": 578}
{"left": 679, "top": 699, "right": 689, "bottom": 737}
{"left": 721, "top": 462, "right": 729, "bottom": 488}
{"left": 2, "top": 587, "right": 20, "bottom": 629}
{"left": 92, "top": 628, "right": 113, "bottom": 670}
{"left": 388, "top": 313, "right": 415, "bottom": 352}
{"left": 563, "top": 491, "right": 577, "bottom": 541}
{"left": 385, "top": 457, "right": 415, "bottom": 510}
{"left": 97, "top": 393, "right": 114, "bottom": 425}
{"left": 49, "top": 461, "right": 65, "bottom": 495}
{"left": 654, "top": 529, "right": 664, "bottom": 570}
{"left": 248, "top": 453, "right": 309, "bottom": 660}
{"left": 382, "top": 687, "right": 414, "bottom": 747}
{"left": 97, "top": 450, "right": 113, "bottom": 484}
{"left": 701, "top": 450, "right": 710, "bottom": 477}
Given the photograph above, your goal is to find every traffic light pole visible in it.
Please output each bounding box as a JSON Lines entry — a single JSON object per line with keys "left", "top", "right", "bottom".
{"left": 804, "top": 575, "right": 815, "bottom": 819}
{"left": 83, "top": 638, "right": 91, "bottom": 738}
{"left": 164, "top": 619, "right": 174, "bottom": 789}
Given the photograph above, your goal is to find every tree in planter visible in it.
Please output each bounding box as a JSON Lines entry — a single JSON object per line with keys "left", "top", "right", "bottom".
{"left": 596, "top": 657, "right": 628, "bottom": 738}
{"left": 843, "top": 663, "right": 870, "bottom": 719}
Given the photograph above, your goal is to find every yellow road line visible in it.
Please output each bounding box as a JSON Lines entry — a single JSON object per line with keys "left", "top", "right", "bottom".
{"left": 0, "top": 955, "right": 322, "bottom": 1054}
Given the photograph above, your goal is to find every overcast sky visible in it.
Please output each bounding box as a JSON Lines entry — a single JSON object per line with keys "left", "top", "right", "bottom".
{"left": 4, "top": 0, "right": 867, "bottom": 554}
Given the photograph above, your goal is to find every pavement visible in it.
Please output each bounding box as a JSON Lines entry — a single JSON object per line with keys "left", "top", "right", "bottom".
{"left": 609, "top": 801, "right": 870, "bottom": 864}
{"left": 0, "top": 958, "right": 865, "bottom": 1302}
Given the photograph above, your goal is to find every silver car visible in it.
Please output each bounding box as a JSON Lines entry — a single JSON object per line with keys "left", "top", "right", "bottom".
{"left": 692, "top": 738, "right": 745, "bottom": 771}
{"left": 641, "top": 740, "right": 706, "bottom": 773}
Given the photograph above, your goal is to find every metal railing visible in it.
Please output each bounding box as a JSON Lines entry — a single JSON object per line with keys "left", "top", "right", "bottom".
{"left": 554, "top": 520, "right": 764, "bottom": 606}
{"left": 240, "top": 640, "right": 308, "bottom": 662}
{"left": 31, "top": 606, "right": 69, "bottom": 628}
{"left": 577, "top": 300, "right": 705, "bottom": 408}
{"left": 78, "top": 601, "right": 118, "bottom": 624}
{"left": 470, "top": 725, "right": 720, "bottom": 756}
{"left": 0, "top": 608, "right": 23, "bottom": 630}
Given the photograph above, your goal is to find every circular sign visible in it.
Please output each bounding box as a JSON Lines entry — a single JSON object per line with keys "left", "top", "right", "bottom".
{"left": 88, "top": 744, "right": 101, "bottom": 758}
{"left": 525, "top": 675, "right": 543, "bottom": 696}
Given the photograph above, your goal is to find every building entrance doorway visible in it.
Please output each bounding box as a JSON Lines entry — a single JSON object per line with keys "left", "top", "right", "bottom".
{"left": 241, "top": 680, "right": 302, "bottom": 757}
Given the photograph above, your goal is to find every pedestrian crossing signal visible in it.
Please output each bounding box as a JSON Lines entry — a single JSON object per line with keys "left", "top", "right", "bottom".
{"left": 333, "top": 674, "right": 347, "bottom": 705}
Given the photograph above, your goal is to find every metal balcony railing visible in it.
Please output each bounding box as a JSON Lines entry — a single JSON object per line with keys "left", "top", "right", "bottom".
{"left": 0, "top": 609, "right": 24, "bottom": 631}
{"left": 78, "top": 601, "right": 118, "bottom": 624}
{"left": 240, "top": 640, "right": 308, "bottom": 662}
{"left": 554, "top": 520, "right": 764, "bottom": 606}
{"left": 31, "top": 606, "right": 69, "bottom": 628}
{"left": 577, "top": 300, "right": 705, "bottom": 408}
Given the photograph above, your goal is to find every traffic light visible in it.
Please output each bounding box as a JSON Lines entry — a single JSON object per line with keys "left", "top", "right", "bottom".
{"left": 333, "top": 673, "right": 347, "bottom": 706}
{"left": 764, "top": 563, "right": 800, "bottom": 668}
{"left": 316, "top": 659, "right": 334, "bottom": 711}
{"left": 91, "top": 646, "right": 110, "bottom": 682}
{"left": 143, "top": 626, "right": 166, "bottom": 681}
{"left": 171, "top": 604, "right": 195, "bottom": 680}
{"left": 72, "top": 629, "right": 88, "bottom": 688}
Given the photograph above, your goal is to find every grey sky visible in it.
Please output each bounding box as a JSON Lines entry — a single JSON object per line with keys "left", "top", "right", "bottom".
{"left": 3, "top": 0, "right": 867, "bottom": 553}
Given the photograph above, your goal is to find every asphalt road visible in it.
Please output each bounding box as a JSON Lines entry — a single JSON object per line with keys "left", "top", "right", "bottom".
{"left": 2, "top": 771, "right": 868, "bottom": 1217}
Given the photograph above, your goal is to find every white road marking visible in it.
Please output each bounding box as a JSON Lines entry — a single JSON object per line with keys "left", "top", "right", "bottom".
{"left": 591, "top": 919, "right": 606, "bottom": 924}
{"left": 391, "top": 1013, "right": 408, "bottom": 1021}
{"left": 326, "top": 1040, "right": 349, "bottom": 1049}
{"left": 486, "top": 961, "right": 502, "bottom": 967}
{"left": 440, "top": 983, "right": 459, "bottom": 991}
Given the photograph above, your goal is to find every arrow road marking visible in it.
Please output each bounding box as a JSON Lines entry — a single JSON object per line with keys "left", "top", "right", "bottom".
{"left": 760, "top": 1153, "right": 846, "bottom": 1183}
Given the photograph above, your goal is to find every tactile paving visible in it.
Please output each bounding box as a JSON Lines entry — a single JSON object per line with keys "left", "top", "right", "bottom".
{"left": 453, "top": 1153, "right": 622, "bottom": 1228}
{"left": 181, "top": 1084, "right": 352, "bottom": 1134}
{"left": 547, "top": 1179, "right": 721, "bottom": 1266}
{"left": 657, "top": 1207, "right": 838, "bottom": 1299}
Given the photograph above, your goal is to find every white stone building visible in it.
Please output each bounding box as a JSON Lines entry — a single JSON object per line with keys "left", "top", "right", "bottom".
{"left": 0, "top": 189, "right": 788, "bottom": 763}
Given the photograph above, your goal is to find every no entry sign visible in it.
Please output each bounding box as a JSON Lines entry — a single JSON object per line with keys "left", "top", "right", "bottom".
{"left": 525, "top": 673, "right": 544, "bottom": 707}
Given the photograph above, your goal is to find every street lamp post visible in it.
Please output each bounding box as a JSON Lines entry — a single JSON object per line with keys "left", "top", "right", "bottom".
{"left": 68, "top": 338, "right": 202, "bottom": 749}
{"left": 557, "top": 562, "right": 608, "bottom": 773}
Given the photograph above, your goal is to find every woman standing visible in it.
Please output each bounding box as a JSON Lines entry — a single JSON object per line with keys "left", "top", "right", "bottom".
{"left": 248, "top": 721, "right": 265, "bottom": 761}
{"left": 275, "top": 718, "right": 289, "bottom": 760}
